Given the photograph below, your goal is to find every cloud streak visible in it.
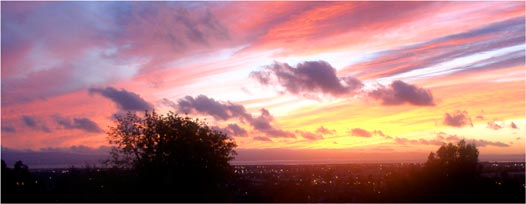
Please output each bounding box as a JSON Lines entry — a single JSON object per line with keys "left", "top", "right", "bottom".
{"left": 296, "top": 130, "right": 323, "bottom": 140}
{"left": 253, "top": 136, "right": 272, "bottom": 142}
{"left": 343, "top": 16, "right": 525, "bottom": 80}
{"left": 394, "top": 133, "right": 509, "bottom": 147}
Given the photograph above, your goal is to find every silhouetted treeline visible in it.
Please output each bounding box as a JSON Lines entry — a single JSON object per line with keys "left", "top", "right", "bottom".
{"left": 2, "top": 160, "right": 524, "bottom": 202}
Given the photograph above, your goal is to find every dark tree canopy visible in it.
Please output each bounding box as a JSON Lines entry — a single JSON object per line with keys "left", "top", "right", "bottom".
{"left": 425, "top": 139, "right": 479, "bottom": 178}
{"left": 106, "top": 111, "right": 237, "bottom": 201}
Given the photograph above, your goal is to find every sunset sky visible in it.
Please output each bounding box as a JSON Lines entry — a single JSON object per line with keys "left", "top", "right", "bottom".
{"left": 1, "top": 1, "right": 525, "bottom": 163}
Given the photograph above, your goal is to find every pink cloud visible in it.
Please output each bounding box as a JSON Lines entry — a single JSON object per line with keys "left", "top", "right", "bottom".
{"left": 350, "top": 128, "right": 372, "bottom": 137}
{"left": 296, "top": 130, "right": 323, "bottom": 140}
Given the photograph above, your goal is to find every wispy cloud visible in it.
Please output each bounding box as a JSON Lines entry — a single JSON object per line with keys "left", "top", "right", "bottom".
{"left": 316, "top": 126, "right": 336, "bottom": 135}
{"left": 487, "top": 120, "right": 503, "bottom": 130}
{"left": 343, "top": 17, "right": 525, "bottom": 81}
{"left": 1, "top": 2, "right": 234, "bottom": 105}
{"left": 253, "top": 136, "right": 272, "bottom": 142}
{"left": 395, "top": 133, "right": 509, "bottom": 148}
{"left": 296, "top": 130, "right": 323, "bottom": 140}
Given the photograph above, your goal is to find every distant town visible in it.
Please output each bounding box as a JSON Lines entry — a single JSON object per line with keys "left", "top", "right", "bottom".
{"left": 5, "top": 161, "right": 524, "bottom": 202}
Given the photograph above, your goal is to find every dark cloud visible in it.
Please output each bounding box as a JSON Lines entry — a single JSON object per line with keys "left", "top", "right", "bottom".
{"left": 177, "top": 95, "right": 251, "bottom": 121}
{"left": 1, "top": 125, "right": 16, "bottom": 133}
{"left": 89, "top": 87, "right": 153, "bottom": 111}
{"left": 54, "top": 115, "right": 103, "bottom": 133}
{"left": 251, "top": 60, "right": 363, "bottom": 97}
{"left": 176, "top": 95, "right": 295, "bottom": 138}
{"left": 226, "top": 124, "right": 248, "bottom": 136}
{"left": 443, "top": 110, "right": 473, "bottom": 127}
{"left": 296, "top": 130, "right": 323, "bottom": 140}
{"left": 350, "top": 128, "right": 372, "bottom": 137}
{"left": 22, "top": 115, "right": 37, "bottom": 127}
{"left": 21, "top": 115, "right": 50, "bottom": 132}
{"left": 70, "top": 118, "right": 102, "bottom": 133}
{"left": 316, "top": 126, "right": 336, "bottom": 135}
{"left": 253, "top": 136, "right": 272, "bottom": 142}
{"left": 369, "top": 80, "right": 434, "bottom": 106}
{"left": 510, "top": 122, "right": 518, "bottom": 129}
{"left": 216, "top": 124, "right": 248, "bottom": 137}
{"left": 248, "top": 109, "right": 274, "bottom": 130}
{"left": 487, "top": 121, "right": 503, "bottom": 130}
{"left": 242, "top": 108, "right": 296, "bottom": 138}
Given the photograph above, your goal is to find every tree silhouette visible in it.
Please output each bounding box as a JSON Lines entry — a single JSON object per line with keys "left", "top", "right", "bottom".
{"left": 106, "top": 111, "right": 237, "bottom": 201}
{"left": 425, "top": 139, "right": 479, "bottom": 179}
{"left": 421, "top": 139, "right": 481, "bottom": 202}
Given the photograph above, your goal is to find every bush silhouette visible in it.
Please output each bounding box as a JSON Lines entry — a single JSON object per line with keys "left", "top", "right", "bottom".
{"left": 106, "top": 111, "right": 237, "bottom": 202}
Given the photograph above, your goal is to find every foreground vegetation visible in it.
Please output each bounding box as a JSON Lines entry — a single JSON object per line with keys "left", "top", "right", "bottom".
{"left": 2, "top": 160, "right": 524, "bottom": 202}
